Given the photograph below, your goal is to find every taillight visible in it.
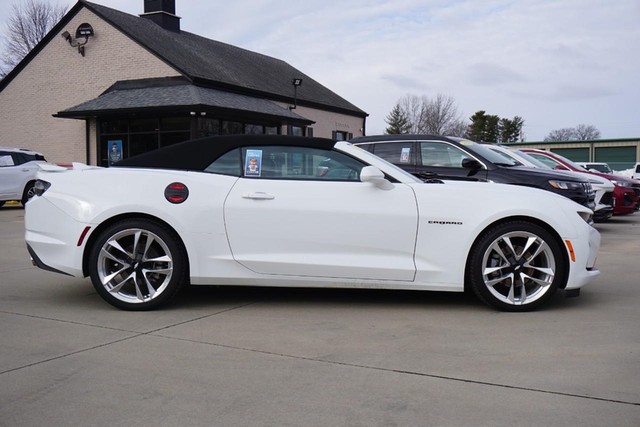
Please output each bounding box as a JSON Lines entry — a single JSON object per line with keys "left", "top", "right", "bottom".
{"left": 34, "top": 180, "right": 51, "bottom": 197}
{"left": 164, "top": 182, "right": 189, "bottom": 204}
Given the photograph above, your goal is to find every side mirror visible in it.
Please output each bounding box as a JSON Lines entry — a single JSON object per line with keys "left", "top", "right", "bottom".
{"left": 461, "top": 158, "right": 483, "bottom": 171}
{"left": 360, "top": 166, "right": 394, "bottom": 190}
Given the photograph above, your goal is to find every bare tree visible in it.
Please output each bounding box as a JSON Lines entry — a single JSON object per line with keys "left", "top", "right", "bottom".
{"left": 396, "top": 93, "right": 467, "bottom": 136}
{"left": 574, "top": 124, "right": 601, "bottom": 140}
{"left": 544, "top": 124, "right": 601, "bottom": 141}
{"left": 398, "top": 94, "right": 427, "bottom": 134}
{"left": 1, "top": 0, "right": 67, "bottom": 76}
{"left": 544, "top": 127, "right": 577, "bottom": 142}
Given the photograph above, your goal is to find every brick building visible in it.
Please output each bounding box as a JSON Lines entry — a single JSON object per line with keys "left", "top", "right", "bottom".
{"left": 0, "top": 0, "right": 367, "bottom": 165}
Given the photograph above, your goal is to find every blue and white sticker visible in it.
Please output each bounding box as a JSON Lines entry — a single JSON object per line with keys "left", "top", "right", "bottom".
{"left": 400, "top": 147, "right": 411, "bottom": 163}
{"left": 245, "top": 149, "right": 263, "bottom": 177}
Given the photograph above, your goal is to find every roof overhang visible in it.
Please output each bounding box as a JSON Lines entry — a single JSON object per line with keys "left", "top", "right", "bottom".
{"left": 55, "top": 78, "right": 314, "bottom": 126}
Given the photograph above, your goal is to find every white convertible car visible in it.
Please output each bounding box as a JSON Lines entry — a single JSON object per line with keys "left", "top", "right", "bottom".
{"left": 25, "top": 135, "right": 600, "bottom": 311}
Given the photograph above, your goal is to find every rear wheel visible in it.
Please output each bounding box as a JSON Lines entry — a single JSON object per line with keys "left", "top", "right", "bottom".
{"left": 21, "top": 181, "right": 37, "bottom": 205}
{"left": 467, "top": 221, "right": 565, "bottom": 312}
{"left": 88, "top": 219, "right": 187, "bottom": 310}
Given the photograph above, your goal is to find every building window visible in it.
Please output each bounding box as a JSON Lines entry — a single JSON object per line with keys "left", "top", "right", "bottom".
{"left": 98, "top": 116, "right": 190, "bottom": 166}
{"left": 332, "top": 131, "right": 353, "bottom": 141}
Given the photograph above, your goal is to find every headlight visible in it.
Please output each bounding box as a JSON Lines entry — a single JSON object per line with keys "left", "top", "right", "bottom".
{"left": 548, "top": 180, "right": 583, "bottom": 190}
{"left": 34, "top": 180, "right": 51, "bottom": 197}
{"left": 611, "top": 180, "right": 632, "bottom": 188}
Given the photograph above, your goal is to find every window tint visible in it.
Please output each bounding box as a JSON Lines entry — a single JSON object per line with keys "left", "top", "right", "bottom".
{"left": 420, "top": 142, "right": 470, "bottom": 167}
{"left": 371, "top": 143, "right": 415, "bottom": 165}
{"left": 241, "top": 146, "right": 365, "bottom": 181}
{"left": 204, "top": 148, "right": 241, "bottom": 176}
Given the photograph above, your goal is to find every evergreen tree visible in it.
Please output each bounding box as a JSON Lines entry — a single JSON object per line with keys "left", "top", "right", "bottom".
{"left": 384, "top": 103, "right": 410, "bottom": 134}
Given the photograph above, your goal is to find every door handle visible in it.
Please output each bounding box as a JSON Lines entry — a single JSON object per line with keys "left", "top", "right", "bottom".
{"left": 242, "top": 192, "right": 275, "bottom": 200}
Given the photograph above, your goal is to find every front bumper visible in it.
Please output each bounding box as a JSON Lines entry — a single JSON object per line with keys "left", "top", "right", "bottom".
{"left": 564, "top": 225, "right": 601, "bottom": 290}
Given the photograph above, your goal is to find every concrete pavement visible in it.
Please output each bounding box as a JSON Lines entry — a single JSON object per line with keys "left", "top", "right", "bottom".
{"left": 1, "top": 205, "right": 639, "bottom": 426}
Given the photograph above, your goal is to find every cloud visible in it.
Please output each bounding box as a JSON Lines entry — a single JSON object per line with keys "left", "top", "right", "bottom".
{"left": 2, "top": 0, "right": 638, "bottom": 140}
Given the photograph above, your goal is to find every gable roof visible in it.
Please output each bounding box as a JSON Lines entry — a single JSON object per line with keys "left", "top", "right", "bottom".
{"left": 1, "top": 0, "right": 366, "bottom": 118}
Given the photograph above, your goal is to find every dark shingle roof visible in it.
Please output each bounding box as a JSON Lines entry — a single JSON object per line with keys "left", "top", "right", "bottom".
{"left": 56, "top": 77, "right": 313, "bottom": 124}
{"left": 80, "top": 1, "right": 366, "bottom": 116}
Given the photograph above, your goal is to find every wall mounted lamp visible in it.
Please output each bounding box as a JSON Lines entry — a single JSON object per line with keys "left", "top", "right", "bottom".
{"left": 289, "top": 78, "right": 303, "bottom": 110}
{"left": 61, "top": 23, "right": 95, "bottom": 57}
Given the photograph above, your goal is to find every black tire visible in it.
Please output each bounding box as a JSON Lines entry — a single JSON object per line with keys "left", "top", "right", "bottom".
{"left": 0, "top": 201, "right": 5, "bottom": 208}
{"left": 88, "top": 219, "right": 188, "bottom": 310}
{"left": 21, "top": 181, "right": 37, "bottom": 205}
{"left": 467, "top": 221, "right": 565, "bottom": 312}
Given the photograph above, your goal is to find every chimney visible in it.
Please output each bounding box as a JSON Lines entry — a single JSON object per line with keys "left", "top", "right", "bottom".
{"left": 140, "top": 0, "right": 181, "bottom": 32}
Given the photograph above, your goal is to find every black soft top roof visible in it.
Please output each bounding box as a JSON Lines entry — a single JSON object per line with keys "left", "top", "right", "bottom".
{"left": 114, "top": 135, "right": 337, "bottom": 171}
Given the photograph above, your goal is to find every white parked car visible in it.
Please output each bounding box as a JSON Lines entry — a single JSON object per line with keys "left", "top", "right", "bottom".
{"left": 25, "top": 135, "right": 600, "bottom": 312}
{"left": 485, "top": 145, "right": 615, "bottom": 222}
{"left": 0, "top": 147, "right": 48, "bottom": 207}
{"left": 576, "top": 162, "right": 613, "bottom": 174}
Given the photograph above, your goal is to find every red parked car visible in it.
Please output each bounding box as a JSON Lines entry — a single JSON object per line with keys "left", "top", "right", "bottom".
{"left": 521, "top": 149, "right": 640, "bottom": 216}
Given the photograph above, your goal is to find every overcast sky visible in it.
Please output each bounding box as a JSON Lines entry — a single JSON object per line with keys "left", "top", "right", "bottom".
{"left": 1, "top": 0, "right": 639, "bottom": 140}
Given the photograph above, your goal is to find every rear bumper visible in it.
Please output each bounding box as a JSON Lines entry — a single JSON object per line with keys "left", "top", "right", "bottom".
{"left": 24, "top": 197, "right": 88, "bottom": 277}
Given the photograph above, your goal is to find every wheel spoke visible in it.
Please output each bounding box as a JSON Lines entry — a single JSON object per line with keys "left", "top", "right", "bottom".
{"left": 100, "top": 247, "right": 130, "bottom": 266}
{"left": 489, "top": 241, "right": 511, "bottom": 264}
{"left": 486, "top": 272, "right": 513, "bottom": 287}
{"left": 521, "top": 272, "right": 553, "bottom": 288}
{"left": 102, "top": 265, "right": 130, "bottom": 285}
{"left": 106, "top": 239, "right": 133, "bottom": 260}
{"left": 108, "top": 271, "right": 135, "bottom": 293}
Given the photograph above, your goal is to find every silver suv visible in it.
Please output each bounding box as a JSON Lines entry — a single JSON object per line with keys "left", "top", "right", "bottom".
{"left": 0, "top": 147, "right": 47, "bottom": 207}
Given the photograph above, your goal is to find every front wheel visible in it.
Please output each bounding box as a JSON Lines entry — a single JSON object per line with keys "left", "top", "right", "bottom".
{"left": 467, "top": 221, "right": 566, "bottom": 312}
{"left": 88, "top": 219, "right": 188, "bottom": 310}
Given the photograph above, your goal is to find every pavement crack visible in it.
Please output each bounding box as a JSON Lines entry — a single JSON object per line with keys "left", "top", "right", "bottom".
{"left": 150, "top": 334, "right": 640, "bottom": 408}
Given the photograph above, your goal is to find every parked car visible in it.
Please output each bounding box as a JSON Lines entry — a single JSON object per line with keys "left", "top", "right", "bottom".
{"left": 576, "top": 162, "right": 613, "bottom": 174}
{"left": 521, "top": 149, "right": 640, "bottom": 216}
{"left": 484, "top": 145, "right": 614, "bottom": 222}
{"left": 0, "top": 147, "right": 47, "bottom": 207}
{"left": 350, "top": 135, "right": 596, "bottom": 211}
{"left": 25, "top": 135, "right": 600, "bottom": 312}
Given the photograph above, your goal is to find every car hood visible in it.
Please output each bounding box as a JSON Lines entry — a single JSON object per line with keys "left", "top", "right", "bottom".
{"left": 502, "top": 165, "right": 588, "bottom": 182}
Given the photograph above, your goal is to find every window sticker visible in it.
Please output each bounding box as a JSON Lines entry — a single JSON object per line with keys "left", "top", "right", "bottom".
{"left": 400, "top": 147, "right": 411, "bottom": 163}
{"left": 108, "top": 140, "right": 123, "bottom": 165}
{"left": 244, "top": 149, "right": 263, "bottom": 177}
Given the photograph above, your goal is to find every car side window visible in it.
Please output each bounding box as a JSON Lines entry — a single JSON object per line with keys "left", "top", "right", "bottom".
{"left": 0, "top": 153, "right": 15, "bottom": 167}
{"left": 241, "top": 146, "right": 365, "bottom": 181}
{"left": 370, "top": 143, "right": 415, "bottom": 165}
{"left": 204, "top": 148, "right": 242, "bottom": 176}
{"left": 420, "top": 142, "right": 470, "bottom": 167}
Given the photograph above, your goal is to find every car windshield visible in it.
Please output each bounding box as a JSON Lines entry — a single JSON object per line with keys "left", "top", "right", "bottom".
{"left": 448, "top": 138, "right": 520, "bottom": 167}
{"left": 584, "top": 164, "right": 613, "bottom": 173}
{"left": 547, "top": 152, "right": 590, "bottom": 171}
{"left": 514, "top": 150, "right": 553, "bottom": 169}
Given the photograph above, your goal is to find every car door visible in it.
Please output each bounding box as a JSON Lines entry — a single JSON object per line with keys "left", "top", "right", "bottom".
{"left": 0, "top": 152, "right": 23, "bottom": 199}
{"left": 224, "top": 145, "right": 418, "bottom": 281}
{"left": 417, "top": 141, "right": 488, "bottom": 181}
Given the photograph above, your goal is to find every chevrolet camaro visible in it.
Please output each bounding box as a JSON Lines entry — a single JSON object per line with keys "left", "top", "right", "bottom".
{"left": 25, "top": 135, "right": 600, "bottom": 311}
